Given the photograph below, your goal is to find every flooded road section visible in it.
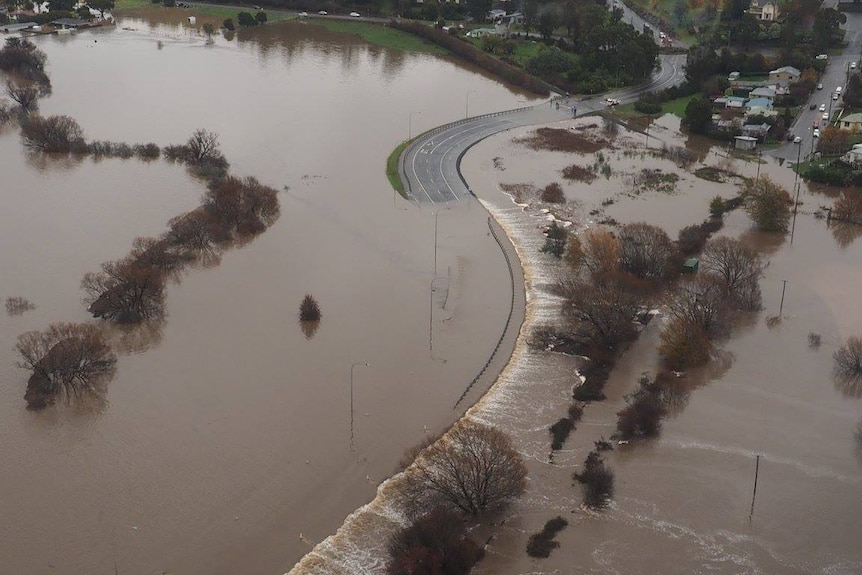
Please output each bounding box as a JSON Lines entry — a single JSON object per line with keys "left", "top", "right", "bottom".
{"left": 455, "top": 114, "right": 862, "bottom": 574}
{"left": 0, "top": 20, "right": 540, "bottom": 574}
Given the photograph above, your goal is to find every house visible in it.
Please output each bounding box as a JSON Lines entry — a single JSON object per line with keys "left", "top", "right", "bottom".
{"left": 466, "top": 27, "right": 503, "bottom": 38}
{"left": 728, "top": 71, "right": 740, "bottom": 81}
{"left": 741, "top": 123, "right": 771, "bottom": 139}
{"left": 838, "top": 112, "right": 862, "bottom": 131}
{"left": 51, "top": 18, "right": 89, "bottom": 28}
{"left": 747, "top": 0, "right": 780, "bottom": 21}
{"left": 769, "top": 66, "right": 801, "bottom": 83}
{"left": 843, "top": 143, "right": 862, "bottom": 164}
{"left": 725, "top": 96, "right": 746, "bottom": 109}
{"left": 749, "top": 86, "right": 777, "bottom": 101}
{"left": 735, "top": 136, "right": 758, "bottom": 150}
{"left": 745, "top": 97, "right": 773, "bottom": 114}
{"left": 488, "top": 9, "right": 506, "bottom": 21}
{"left": 0, "top": 22, "right": 37, "bottom": 33}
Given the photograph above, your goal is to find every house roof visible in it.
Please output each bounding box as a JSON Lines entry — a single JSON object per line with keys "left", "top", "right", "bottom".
{"left": 770, "top": 66, "right": 801, "bottom": 77}
{"left": 52, "top": 18, "right": 89, "bottom": 27}
{"left": 742, "top": 123, "right": 771, "bottom": 130}
{"left": 750, "top": 87, "right": 776, "bottom": 98}
{"left": 745, "top": 98, "right": 773, "bottom": 109}
{"left": 842, "top": 113, "right": 862, "bottom": 124}
{"left": 751, "top": 0, "right": 777, "bottom": 7}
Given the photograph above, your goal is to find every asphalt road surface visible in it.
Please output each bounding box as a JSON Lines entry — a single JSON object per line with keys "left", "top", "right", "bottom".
{"left": 401, "top": 53, "right": 687, "bottom": 205}
{"left": 770, "top": 12, "right": 862, "bottom": 162}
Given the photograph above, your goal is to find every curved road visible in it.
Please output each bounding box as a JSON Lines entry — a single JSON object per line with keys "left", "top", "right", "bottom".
{"left": 401, "top": 53, "right": 687, "bottom": 205}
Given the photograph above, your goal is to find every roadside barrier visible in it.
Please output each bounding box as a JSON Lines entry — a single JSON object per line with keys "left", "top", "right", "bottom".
{"left": 453, "top": 216, "right": 517, "bottom": 410}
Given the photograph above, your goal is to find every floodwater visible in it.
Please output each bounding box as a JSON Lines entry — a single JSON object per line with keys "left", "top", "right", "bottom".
{"left": 0, "top": 18, "right": 540, "bottom": 575}
{"left": 455, "top": 115, "right": 862, "bottom": 574}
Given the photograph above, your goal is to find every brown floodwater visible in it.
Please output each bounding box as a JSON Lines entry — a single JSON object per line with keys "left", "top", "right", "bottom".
{"left": 454, "top": 115, "right": 862, "bottom": 575}
{"left": 0, "top": 19, "right": 541, "bottom": 574}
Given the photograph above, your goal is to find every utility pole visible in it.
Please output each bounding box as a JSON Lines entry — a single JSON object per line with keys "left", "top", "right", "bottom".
{"left": 749, "top": 454, "right": 761, "bottom": 521}
{"left": 778, "top": 279, "right": 788, "bottom": 317}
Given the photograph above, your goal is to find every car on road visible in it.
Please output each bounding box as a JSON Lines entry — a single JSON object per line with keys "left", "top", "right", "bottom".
{"left": 816, "top": 53, "right": 828, "bottom": 60}
{"left": 349, "top": 11, "right": 360, "bottom": 16}
{"left": 833, "top": 92, "right": 840, "bottom": 100}
{"left": 253, "top": 5, "right": 260, "bottom": 9}
{"left": 318, "top": 10, "right": 327, "bottom": 15}
{"left": 817, "top": 83, "right": 823, "bottom": 90}
{"left": 819, "top": 104, "right": 826, "bottom": 112}
{"left": 823, "top": 112, "right": 829, "bottom": 121}
{"left": 853, "top": 62, "right": 858, "bottom": 70}
{"left": 813, "top": 128, "right": 821, "bottom": 138}
{"left": 298, "top": 11, "right": 307, "bottom": 16}
{"left": 793, "top": 136, "right": 802, "bottom": 143}
{"left": 605, "top": 98, "right": 620, "bottom": 106}
{"left": 809, "top": 102, "right": 818, "bottom": 110}
{"left": 836, "top": 86, "right": 842, "bottom": 93}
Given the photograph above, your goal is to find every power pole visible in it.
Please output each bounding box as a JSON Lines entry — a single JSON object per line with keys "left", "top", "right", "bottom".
{"left": 749, "top": 454, "right": 761, "bottom": 521}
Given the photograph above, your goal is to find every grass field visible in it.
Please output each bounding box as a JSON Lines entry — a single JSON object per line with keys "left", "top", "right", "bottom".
{"left": 613, "top": 94, "right": 696, "bottom": 120}
{"left": 386, "top": 140, "right": 409, "bottom": 197}
{"left": 310, "top": 19, "right": 446, "bottom": 55}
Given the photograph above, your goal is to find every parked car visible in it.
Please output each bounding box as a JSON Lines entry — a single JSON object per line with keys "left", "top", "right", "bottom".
{"left": 836, "top": 86, "right": 842, "bottom": 93}
{"left": 813, "top": 129, "right": 821, "bottom": 138}
{"left": 809, "top": 102, "right": 818, "bottom": 110}
{"left": 349, "top": 11, "right": 360, "bottom": 16}
{"left": 817, "top": 83, "right": 823, "bottom": 90}
{"left": 816, "top": 53, "right": 828, "bottom": 60}
{"left": 823, "top": 112, "right": 829, "bottom": 121}
{"left": 318, "top": 10, "right": 327, "bottom": 15}
{"left": 793, "top": 136, "right": 802, "bottom": 143}
{"left": 833, "top": 92, "right": 840, "bottom": 100}
{"left": 605, "top": 98, "right": 620, "bottom": 106}
{"left": 298, "top": 11, "right": 308, "bottom": 16}
{"left": 852, "top": 62, "right": 857, "bottom": 70}
{"left": 819, "top": 104, "right": 826, "bottom": 112}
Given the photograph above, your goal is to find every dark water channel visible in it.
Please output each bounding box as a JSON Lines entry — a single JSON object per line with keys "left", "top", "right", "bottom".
{"left": 0, "top": 19, "right": 539, "bottom": 574}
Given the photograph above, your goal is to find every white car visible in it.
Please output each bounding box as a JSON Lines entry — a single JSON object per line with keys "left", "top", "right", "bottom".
{"left": 349, "top": 11, "right": 360, "bottom": 17}
{"left": 793, "top": 136, "right": 802, "bottom": 143}
{"left": 833, "top": 92, "right": 840, "bottom": 100}
{"left": 836, "top": 86, "right": 842, "bottom": 93}
{"left": 605, "top": 98, "right": 620, "bottom": 106}
{"left": 819, "top": 104, "right": 826, "bottom": 112}
{"left": 813, "top": 129, "right": 821, "bottom": 138}
{"left": 817, "top": 83, "right": 823, "bottom": 90}
{"left": 852, "top": 62, "right": 857, "bottom": 70}
{"left": 318, "top": 10, "right": 327, "bottom": 15}
{"left": 823, "top": 112, "right": 829, "bottom": 121}
{"left": 298, "top": 11, "right": 308, "bottom": 16}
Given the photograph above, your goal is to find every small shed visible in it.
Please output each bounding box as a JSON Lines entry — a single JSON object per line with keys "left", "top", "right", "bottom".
{"left": 735, "top": 136, "right": 757, "bottom": 150}
{"left": 683, "top": 257, "right": 699, "bottom": 273}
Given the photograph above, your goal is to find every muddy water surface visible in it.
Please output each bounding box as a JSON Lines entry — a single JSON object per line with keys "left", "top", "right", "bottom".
{"left": 0, "top": 19, "right": 539, "bottom": 574}
{"left": 458, "top": 115, "right": 862, "bottom": 574}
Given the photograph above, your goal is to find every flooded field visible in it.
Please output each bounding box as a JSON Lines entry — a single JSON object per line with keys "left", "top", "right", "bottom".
{"left": 456, "top": 114, "right": 862, "bottom": 574}
{"left": 0, "top": 18, "right": 540, "bottom": 574}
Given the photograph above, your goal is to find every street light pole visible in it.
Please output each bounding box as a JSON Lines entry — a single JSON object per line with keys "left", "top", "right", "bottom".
{"left": 349, "top": 361, "right": 368, "bottom": 449}
{"left": 433, "top": 207, "right": 451, "bottom": 276}
{"left": 430, "top": 276, "right": 448, "bottom": 361}
{"left": 409, "top": 111, "right": 422, "bottom": 140}
{"left": 465, "top": 90, "right": 475, "bottom": 119}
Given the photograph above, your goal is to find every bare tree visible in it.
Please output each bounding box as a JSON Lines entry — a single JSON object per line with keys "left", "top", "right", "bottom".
{"left": 658, "top": 317, "right": 711, "bottom": 370}
{"left": 832, "top": 190, "right": 862, "bottom": 225}
{"left": 405, "top": 420, "right": 527, "bottom": 516}
{"left": 16, "top": 322, "right": 116, "bottom": 410}
{"left": 166, "top": 208, "right": 223, "bottom": 265}
{"left": 618, "top": 222, "right": 677, "bottom": 280}
{"left": 700, "top": 236, "right": 765, "bottom": 310}
{"left": 187, "top": 129, "right": 224, "bottom": 164}
{"left": 387, "top": 509, "right": 483, "bottom": 575}
{"left": 81, "top": 256, "right": 167, "bottom": 323}
{"left": 299, "top": 294, "right": 321, "bottom": 321}
{"left": 202, "top": 175, "right": 280, "bottom": 240}
{"left": 834, "top": 336, "right": 862, "bottom": 380}
{"left": 559, "top": 277, "right": 640, "bottom": 347}
{"left": 743, "top": 176, "right": 792, "bottom": 232}
{"left": 573, "top": 450, "right": 614, "bottom": 509}
{"left": 664, "top": 274, "right": 730, "bottom": 340}
{"left": 20, "top": 114, "right": 86, "bottom": 153}
{"left": 6, "top": 79, "right": 40, "bottom": 111}
{"left": 578, "top": 229, "right": 621, "bottom": 278}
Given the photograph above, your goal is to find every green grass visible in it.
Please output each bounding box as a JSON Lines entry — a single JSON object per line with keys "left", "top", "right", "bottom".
{"left": 309, "top": 19, "right": 446, "bottom": 54}
{"left": 386, "top": 140, "right": 409, "bottom": 198}
{"left": 661, "top": 94, "right": 696, "bottom": 117}
{"left": 115, "top": 0, "right": 296, "bottom": 22}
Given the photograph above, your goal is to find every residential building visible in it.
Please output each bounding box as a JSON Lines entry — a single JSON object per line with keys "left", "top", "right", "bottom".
{"left": 838, "top": 112, "right": 862, "bottom": 131}
{"left": 749, "top": 86, "right": 777, "bottom": 101}
{"left": 769, "top": 66, "right": 801, "bottom": 83}
{"left": 748, "top": 0, "right": 780, "bottom": 21}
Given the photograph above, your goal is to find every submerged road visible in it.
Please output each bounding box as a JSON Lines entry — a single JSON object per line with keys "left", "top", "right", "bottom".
{"left": 401, "top": 53, "right": 687, "bottom": 205}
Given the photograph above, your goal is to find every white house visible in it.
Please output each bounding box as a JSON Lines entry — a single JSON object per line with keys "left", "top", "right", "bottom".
{"left": 748, "top": 0, "right": 780, "bottom": 21}
{"left": 749, "top": 86, "right": 777, "bottom": 101}
{"left": 843, "top": 143, "right": 862, "bottom": 164}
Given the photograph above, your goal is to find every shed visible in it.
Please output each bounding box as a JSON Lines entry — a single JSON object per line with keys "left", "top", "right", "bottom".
{"left": 0, "top": 22, "right": 37, "bottom": 32}
{"left": 735, "top": 135, "right": 757, "bottom": 150}
{"left": 51, "top": 18, "right": 89, "bottom": 28}
{"left": 683, "top": 258, "right": 699, "bottom": 273}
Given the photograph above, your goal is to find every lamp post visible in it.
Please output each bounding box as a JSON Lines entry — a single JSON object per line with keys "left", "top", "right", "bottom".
{"left": 430, "top": 276, "right": 448, "bottom": 362}
{"left": 433, "top": 207, "right": 451, "bottom": 276}
{"left": 349, "top": 361, "right": 368, "bottom": 449}
{"left": 792, "top": 138, "right": 802, "bottom": 191}
{"left": 465, "top": 90, "right": 475, "bottom": 119}
{"left": 409, "top": 111, "right": 422, "bottom": 140}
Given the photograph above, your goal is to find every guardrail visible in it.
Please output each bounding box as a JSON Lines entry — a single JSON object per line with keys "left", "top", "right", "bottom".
{"left": 453, "top": 216, "right": 517, "bottom": 410}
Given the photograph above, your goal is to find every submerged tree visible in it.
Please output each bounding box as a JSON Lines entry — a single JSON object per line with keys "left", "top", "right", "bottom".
{"left": 387, "top": 509, "right": 483, "bottom": 575}
{"left": 700, "top": 236, "right": 765, "bottom": 310}
{"left": 20, "top": 114, "right": 86, "bottom": 153}
{"left": 404, "top": 420, "right": 527, "bottom": 516}
{"left": 834, "top": 336, "right": 862, "bottom": 380}
{"left": 299, "top": 294, "right": 321, "bottom": 322}
{"left": 573, "top": 450, "right": 614, "bottom": 509}
{"left": 82, "top": 255, "right": 167, "bottom": 324}
{"left": 743, "top": 176, "right": 792, "bottom": 232}
{"left": 16, "top": 323, "right": 117, "bottom": 410}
